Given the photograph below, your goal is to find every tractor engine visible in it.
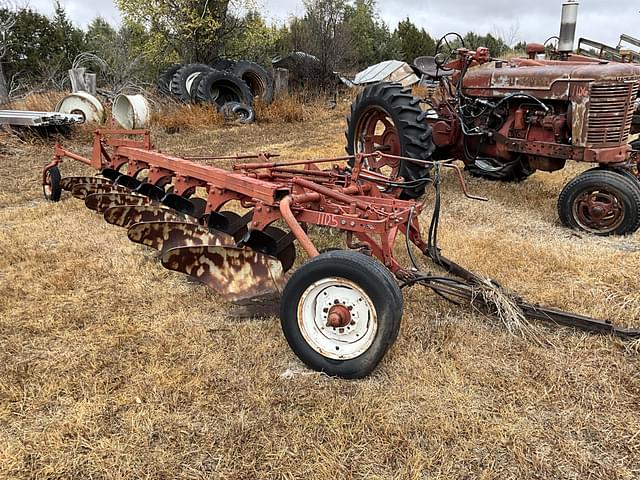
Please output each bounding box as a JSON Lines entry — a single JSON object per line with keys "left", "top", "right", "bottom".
{"left": 427, "top": 59, "right": 640, "bottom": 178}
{"left": 345, "top": 43, "right": 640, "bottom": 236}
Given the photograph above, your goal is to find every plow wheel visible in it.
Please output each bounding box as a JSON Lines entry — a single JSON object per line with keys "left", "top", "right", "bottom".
{"left": 558, "top": 168, "right": 640, "bottom": 236}
{"left": 43, "top": 166, "right": 62, "bottom": 202}
{"left": 280, "top": 250, "right": 402, "bottom": 379}
{"left": 345, "top": 82, "right": 435, "bottom": 198}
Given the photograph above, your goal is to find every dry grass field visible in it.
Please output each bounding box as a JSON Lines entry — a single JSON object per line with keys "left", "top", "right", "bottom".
{"left": 1, "top": 95, "right": 640, "bottom": 479}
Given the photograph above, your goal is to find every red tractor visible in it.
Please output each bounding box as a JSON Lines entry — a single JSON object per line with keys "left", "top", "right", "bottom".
{"left": 346, "top": 35, "right": 640, "bottom": 235}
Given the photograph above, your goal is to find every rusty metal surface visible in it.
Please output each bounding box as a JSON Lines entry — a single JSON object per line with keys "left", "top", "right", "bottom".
{"left": 104, "top": 205, "right": 196, "bottom": 229}
{"left": 127, "top": 221, "right": 234, "bottom": 253}
{"left": 71, "top": 183, "right": 129, "bottom": 200}
{"left": 161, "top": 246, "right": 285, "bottom": 303}
{"left": 84, "top": 192, "right": 153, "bottom": 213}
{"left": 60, "top": 176, "right": 110, "bottom": 191}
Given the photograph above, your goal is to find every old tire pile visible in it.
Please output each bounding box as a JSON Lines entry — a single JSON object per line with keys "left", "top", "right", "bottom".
{"left": 157, "top": 60, "right": 274, "bottom": 124}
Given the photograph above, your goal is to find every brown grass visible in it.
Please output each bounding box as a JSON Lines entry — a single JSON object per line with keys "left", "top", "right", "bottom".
{"left": 151, "top": 102, "right": 225, "bottom": 133}
{"left": 1, "top": 101, "right": 640, "bottom": 479}
{"left": 7, "top": 92, "right": 66, "bottom": 112}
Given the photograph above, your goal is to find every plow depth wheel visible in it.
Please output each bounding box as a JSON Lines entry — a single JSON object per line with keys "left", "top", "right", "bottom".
{"left": 558, "top": 169, "right": 640, "bottom": 236}
{"left": 345, "top": 82, "right": 435, "bottom": 198}
{"left": 280, "top": 250, "right": 402, "bottom": 379}
{"left": 43, "top": 166, "right": 62, "bottom": 202}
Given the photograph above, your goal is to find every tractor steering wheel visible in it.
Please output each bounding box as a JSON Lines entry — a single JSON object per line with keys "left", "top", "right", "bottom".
{"left": 434, "top": 32, "right": 466, "bottom": 70}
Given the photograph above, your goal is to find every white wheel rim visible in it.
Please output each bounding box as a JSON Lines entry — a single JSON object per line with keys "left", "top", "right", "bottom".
{"left": 297, "top": 277, "right": 378, "bottom": 360}
{"left": 185, "top": 72, "right": 201, "bottom": 94}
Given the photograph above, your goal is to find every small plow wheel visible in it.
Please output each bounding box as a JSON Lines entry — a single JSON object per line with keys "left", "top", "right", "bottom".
{"left": 280, "top": 250, "right": 402, "bottom": 379}
{"left": 43, "top": 166, "right": 62, "bottom": 202}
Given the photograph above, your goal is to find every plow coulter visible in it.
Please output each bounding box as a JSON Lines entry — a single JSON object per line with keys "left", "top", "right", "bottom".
{"left": 42, "top": 129, "right": 640, "bottom": 378}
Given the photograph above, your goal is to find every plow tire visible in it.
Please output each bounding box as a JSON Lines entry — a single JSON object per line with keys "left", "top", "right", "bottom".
{"left": 558, "top": 168, "right": 640, "bottom": 236}
{"left": 221, "top": 101, "right": 256, "bottom": 124}
{"left": 158, "top": 64, "right": 182, "bottom": 96}
{"left": 43, "top": 166, "right": 62, "bottom": 202}
{"left": 196, "top": 71, "right": 254, "bottom": 108}
{"left": 211, "top": 58, "right": 236, "bottom": 71}
{"left": 280, "top": 250, "right": 402, "bottom": 379}
{"left": 345, "top": 82, "right": 435, "bottom": 199}
{"left": 171, "top": 64, "right": 216, "bottom": 103}
{"left": 231, "top": 61, "right": 274, "bottom": 104}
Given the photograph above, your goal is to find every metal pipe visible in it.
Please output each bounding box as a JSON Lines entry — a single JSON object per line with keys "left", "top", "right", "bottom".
{"left": 279, "top": 195, "right": 319, "bottom": 258}
{"left": 293, "top": 177, "right": 370, "bottom": 211}
{"left": 558, "top": 1, "right": 579, "bottom": 53}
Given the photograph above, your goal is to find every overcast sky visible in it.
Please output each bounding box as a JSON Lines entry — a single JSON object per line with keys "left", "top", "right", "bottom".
{"left": 22, "top": 0, "right": 640, "bottom": 48}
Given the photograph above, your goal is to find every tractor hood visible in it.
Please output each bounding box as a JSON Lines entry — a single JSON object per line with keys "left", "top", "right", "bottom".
{"left": 462, "top": 60, "right": 640, "bottom": 100}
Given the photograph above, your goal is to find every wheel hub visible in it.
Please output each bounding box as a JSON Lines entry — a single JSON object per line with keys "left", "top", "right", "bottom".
{"left": 355, "top": 107, "right": 402, "bottom": 176}
{"left": 327, "top": 304, "right": 351, "bottom": 328}
{"left": 574, "top": 190, "right": 624, "bottom": 233}
{"left": 297, "top": 277, "right": 378, "bottom": 360}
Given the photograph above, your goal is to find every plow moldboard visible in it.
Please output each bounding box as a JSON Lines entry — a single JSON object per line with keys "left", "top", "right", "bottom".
{"left": 127, "top": 221, "right": 234, "bottom": 253}
{"left": 71, "top": 183, "right": 130, "bottom": 200}
{"left": 161, "top": 245, "right": 286, "bottom": 303}
{"left": 60, "top": 176, "right": 111, "bottom": 191}
{"left": 85, "top": 192, "right": 154, "bottom": 213}
{"left": 104, "top": 205, "right": 198, "bottom": 229}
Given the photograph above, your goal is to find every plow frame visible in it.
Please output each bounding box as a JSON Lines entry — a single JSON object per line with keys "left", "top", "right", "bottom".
{"left": 46, "top": 129, "right": 468, "bottom": 277}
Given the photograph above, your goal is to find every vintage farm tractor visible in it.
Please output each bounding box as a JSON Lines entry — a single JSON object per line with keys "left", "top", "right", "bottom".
{"left": 42, "top": 129, "right": 640, "bottom": 378}
{"left": 346, "top": 34, "right": 640, "bottom": 235}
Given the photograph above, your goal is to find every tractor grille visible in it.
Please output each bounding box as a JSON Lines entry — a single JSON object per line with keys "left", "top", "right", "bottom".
{"left": 586, "top": 82, "right": 638, "bottom": 146}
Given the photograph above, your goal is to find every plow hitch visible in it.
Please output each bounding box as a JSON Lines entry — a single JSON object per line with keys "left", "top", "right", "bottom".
{"left": 41, "top": 129, "right": 640, "bottom": 378}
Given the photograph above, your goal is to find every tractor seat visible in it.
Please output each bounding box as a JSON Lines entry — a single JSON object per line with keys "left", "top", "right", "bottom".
{"left": 413, "top": 56, "right": 453, "bottom": 78}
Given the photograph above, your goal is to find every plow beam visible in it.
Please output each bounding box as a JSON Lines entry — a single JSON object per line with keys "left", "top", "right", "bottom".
{"left": 127, "top": 221, "right": 234, "bottom": 253}
{"left": 104, "top": 205, "right": 197, "bottom": 229}
{"left": 161, "top": 246, "right": 285, "bottom": 303}
{"left": 85, "top": 192, "right": 154, "bottom": 213}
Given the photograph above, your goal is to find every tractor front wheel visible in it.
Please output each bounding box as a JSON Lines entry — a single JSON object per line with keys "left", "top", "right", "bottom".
{"left": 345, "top": 82, "right": 435, "bottom": 199}
{"left": 558, "top": 168, "right": 640, "bottom": 236}
{"left": 280, "top": 250, "right": 403, "bottom": 379}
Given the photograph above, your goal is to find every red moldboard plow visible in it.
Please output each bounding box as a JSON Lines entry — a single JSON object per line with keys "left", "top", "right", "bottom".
{"left": 42, "top": 129, "right": 640, "bottom": 378}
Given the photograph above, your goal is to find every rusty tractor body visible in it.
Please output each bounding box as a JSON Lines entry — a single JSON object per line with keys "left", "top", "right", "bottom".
{"left": 346, "top": 35, "right": 640, "bottom": 236}
{"left": 42, "top": 129, "right": 640, "bottom": 378}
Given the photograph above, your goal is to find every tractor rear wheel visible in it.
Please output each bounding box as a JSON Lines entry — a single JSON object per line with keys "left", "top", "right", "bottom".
{"left": 280, "top": 250, "right": 402, "bottom": 379}
{"left": 345, "top": 82, "right": 435, "bottom": 198}
{"left": 557, "top": 168, "right": 640, "bottom": 236}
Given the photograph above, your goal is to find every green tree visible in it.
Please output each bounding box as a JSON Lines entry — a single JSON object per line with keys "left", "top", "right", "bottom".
{"left": 344, "top": 0, "right": 397, "bottom": 66}
{"left": 463, "top": 32, "right": 509, "bottom": 57}
{"left": 51, "top": 1, "right": 84, "bottom": 65}
{"left": 0, "top": 4, "right": 83, "bottom": 90}
{"left": 0, "top": 0, "right": 16, "bottom": 103}
{"left": 116, "top": 0, "right": 247, "bottom": 65}
{"left": 225, "top": 11, "right": 283, "bottom": 65}
{"left": 394, "top": 18, "right": 435, "bottom": 63}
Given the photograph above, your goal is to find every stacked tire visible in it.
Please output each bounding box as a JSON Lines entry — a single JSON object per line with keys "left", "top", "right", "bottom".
{"left": 157, "top": 60, "right": 274, "bottom": 124}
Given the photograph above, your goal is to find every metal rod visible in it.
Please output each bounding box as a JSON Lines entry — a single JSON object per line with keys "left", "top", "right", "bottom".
{"left": 280, "top": 195, "right": 319, "bottom": 257}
